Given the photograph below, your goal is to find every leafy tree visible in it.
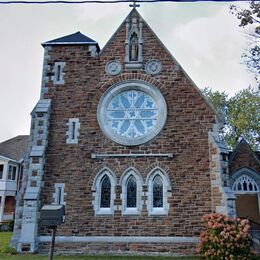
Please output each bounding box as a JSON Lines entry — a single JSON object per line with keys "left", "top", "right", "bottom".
{"left": 230, "top": 1, "right": 260, "bottom": 87}
{"left": 203, "top": 87, "right": 260, "bottom": 150}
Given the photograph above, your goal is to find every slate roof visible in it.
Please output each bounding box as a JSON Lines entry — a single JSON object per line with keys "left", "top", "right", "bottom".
{"left": 0, "top": 135, "right": 29, "bottom": 161}
{"left": 42, "top": 31, "right": 100, "bottom": 51}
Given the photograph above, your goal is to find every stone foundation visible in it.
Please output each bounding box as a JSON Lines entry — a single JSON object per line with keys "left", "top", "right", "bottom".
{"left": 38, "top": 240, "right": 198, "bottom": 256}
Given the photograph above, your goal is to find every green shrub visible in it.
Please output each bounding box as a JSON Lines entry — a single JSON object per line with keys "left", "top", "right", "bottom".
{"left": 7, "top": 220, "right": 14, "bottom": 232}
{"left": 0, "top": 244, "right": 16, "bottom": 254}
{"left": 198, "top": 213, "right": 253, "bottom": 259}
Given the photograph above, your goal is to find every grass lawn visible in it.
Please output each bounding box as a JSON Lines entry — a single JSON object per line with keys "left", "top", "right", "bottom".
{"left": 0, "top": 232, "right": 198, "bottom": 259}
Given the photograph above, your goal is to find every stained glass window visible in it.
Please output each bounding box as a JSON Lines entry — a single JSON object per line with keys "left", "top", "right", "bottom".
{"left": 153, "top": 175, "right": 163, "bottom": 208}
{"left": 126, "top": 175, "right": 137, "bottom": 208}
{"left": 100, "top": 175, "right": 111, "bottom": 208}
{"left": 107, "top": 90, "right": 158, "bottom": 139}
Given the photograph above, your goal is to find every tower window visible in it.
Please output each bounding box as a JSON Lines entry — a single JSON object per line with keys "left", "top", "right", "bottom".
{"left": 53, "top": 62, "right": 65, "bottom": 85}
{"left": 66, "top": 118, "right": 80, "bottom": 144}
{"left": 56, "top": 65, "right": 61, "bottom": 82}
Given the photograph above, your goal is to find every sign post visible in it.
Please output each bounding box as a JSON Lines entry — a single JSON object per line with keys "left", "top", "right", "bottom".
{"left": 40, "top": 205, "right": 65, "bottom": 260}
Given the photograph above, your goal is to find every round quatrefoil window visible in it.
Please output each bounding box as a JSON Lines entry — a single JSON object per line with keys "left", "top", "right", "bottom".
{"left": 97, "top": 81, "right": 167, "bottom": 146}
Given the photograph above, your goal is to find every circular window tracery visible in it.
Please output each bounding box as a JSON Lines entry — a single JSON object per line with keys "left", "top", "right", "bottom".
{"left": 97, "top": 81, "right": 167, "bottom": 146}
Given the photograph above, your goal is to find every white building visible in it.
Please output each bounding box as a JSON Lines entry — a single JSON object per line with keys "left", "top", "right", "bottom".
{"left": 0, "top": 136, "right": 29, "bottom": 228}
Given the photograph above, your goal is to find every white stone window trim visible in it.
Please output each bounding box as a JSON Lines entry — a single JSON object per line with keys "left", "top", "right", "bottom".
{"left": 119, "top": 167, "right": 143, "bottom": 215}
{"left": 52, "top": 62, "right": 65, "bottom": 85}
{"left": 66, "top": 118, "right": 80, "bottom": 144}
{"left": 97, "top": 80, "right": 167, "bottom": 146}
{"left": 232, "top": 174, "right": 259, "bottom": 193}
{"left": 92, "top": 168, "right": 116, "bottom": 216}
{"left": 146, "top": 167, "right": 171, "bottom": 216}
{"left": 52, "top": 183, "right": 66, "bottom": 205}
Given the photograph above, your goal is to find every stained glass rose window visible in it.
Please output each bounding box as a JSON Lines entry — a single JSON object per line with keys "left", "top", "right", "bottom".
{"left": 97, "top": 81, "right": 167, "bottom": 146}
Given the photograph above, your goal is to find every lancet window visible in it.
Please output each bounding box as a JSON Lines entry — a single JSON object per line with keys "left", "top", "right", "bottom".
{"left": 146, "top": 168, "right": 171, "bottom": 215}
{"left": 100, "top": 175, "right": 111, "bottom": 208}
{"left": 92, "top": 168, "right": 116, "bottom": 215}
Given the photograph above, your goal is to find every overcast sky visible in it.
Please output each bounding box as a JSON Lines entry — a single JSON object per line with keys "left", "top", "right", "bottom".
{"left": 0, "top": 1, "right": 257, "bottom": 143}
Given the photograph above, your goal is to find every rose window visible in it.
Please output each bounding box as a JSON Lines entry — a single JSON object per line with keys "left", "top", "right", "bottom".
{"left": 97, "top": 81, "right": 167, "bottom": 146}
{"left": 108, "top": 90, "right": 158, "bottom": 139}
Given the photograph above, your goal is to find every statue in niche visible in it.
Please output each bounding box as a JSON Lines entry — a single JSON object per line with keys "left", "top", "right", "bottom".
{"left": 130, "top": 33, "right": 138, "bottom": 61}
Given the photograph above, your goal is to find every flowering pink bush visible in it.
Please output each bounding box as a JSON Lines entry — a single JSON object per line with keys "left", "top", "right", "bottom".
{"left": 198, "top": 213, "right": 253, "bottom": 259}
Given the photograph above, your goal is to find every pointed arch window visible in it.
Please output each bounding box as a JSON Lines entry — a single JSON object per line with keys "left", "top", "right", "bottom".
{"left": 146, "top": 168, "right": 171, "bottom": 216}
{"left": 100, "top": 175, "right": 111, "bottom": 208}
{"left": 153, "top": 175, "right": 163, "bottom": 208}
{"left": 126, "top": 175, "right": 137, "bottom": 208}
{"left": 120, "top": 168, "right": 143, "bottom": 215}
{"left": 92, "top": 169, "right": 116, "bottom": 215}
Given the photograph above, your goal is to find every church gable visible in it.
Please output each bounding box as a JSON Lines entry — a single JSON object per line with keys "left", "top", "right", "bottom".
{"left": 12, "top": 7, "right": 228, "bottom": 256}
{"left": 229, "top": 140, "right": 260, "bottom": 174}
{"left": 100, "top": 9, "right": 222, "bottom": 125}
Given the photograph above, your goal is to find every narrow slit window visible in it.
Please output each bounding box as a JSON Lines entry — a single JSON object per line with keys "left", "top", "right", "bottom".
{"left": 53, "top": 183, "right": 65, "bottom": 205}
{"left": 53, "top": 62, "right": 65, "bottom": 85}
{"left": 66, "top": 118, "right": 80, "bottom": 144}
{"left": 72, "top": 122, "right": 76, "bottom": 140}
{"left": 56, "top": 65, "right": 61, "bottom": 82}
{"left": 57, "top": 187, "right": 62, "bottom": 204}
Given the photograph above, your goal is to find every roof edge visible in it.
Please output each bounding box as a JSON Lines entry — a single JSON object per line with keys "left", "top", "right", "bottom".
{"left": 229, "top": 139, "right": 260, "bottom": 164}
{"left": 42, "top": 41, "right": 99, "bottom": 47}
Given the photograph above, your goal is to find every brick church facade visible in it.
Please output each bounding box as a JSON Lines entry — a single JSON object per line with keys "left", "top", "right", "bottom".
{"left": 11, "top": 8, "right": 259, "bottom": 256}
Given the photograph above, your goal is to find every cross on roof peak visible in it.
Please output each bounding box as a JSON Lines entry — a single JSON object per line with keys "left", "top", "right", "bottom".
{"left": 129, "top": 1, "right": 140, "bottom": 9}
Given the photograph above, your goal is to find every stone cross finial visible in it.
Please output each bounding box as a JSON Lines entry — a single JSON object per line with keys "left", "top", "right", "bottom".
{"left": 129, "top": 1, "right": 140, "bottom": 8}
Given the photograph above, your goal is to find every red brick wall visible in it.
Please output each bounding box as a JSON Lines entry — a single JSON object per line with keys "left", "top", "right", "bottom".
{"left": 41, "top": 12, "right": 216, "bottom": 239}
